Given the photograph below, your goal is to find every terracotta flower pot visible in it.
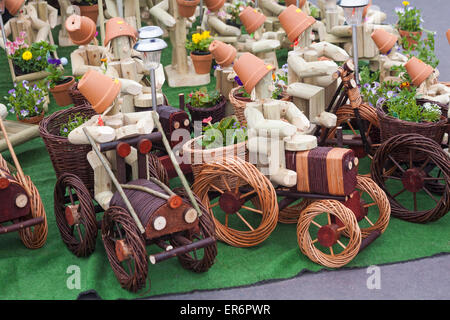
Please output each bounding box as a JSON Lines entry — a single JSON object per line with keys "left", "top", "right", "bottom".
{"left": 405, "top": 57, "right": 434, "bottom": 87}
{"left": 209, "top": 40, "right": 236, "bottom": 68}
{"left": 233, "top": 52, "right": 274, "bottom": 94}
{"left": 5, "top": 0, "right": 25, "bottom": 15}
{"left": 371, "top": 29, "right": 398, "bottom": 54}
{"left": 446, "top": 29, "right": 450, "bottom": 45}
{"left": 78, "top": 69, "right": 122, "bottom": 114}
{"left": 190, "top": 52, "right": 213, "bottom": 74}
{"left": 65, "top": 14, "right": 97, "bottom": 45}
{"left": 79, "top": 4, "right": 99, "bottom": 24}
{"left": 398, "top": 29, "right": 422, "bottom": 49}
{"left": 285, "top": 0, "right": 305, "bottom": 8}
{"left": 50, "top": 76, "right": 75, "bottom": 107}
{"left": 176, "top": 0, "right": 200, "bottom": 18}
{"left": 278, "top": 4, "right": 316, "bottom": 43}
{"left": 104, "top": 17, "right": 137, "bottom": 46}
{"left": 239, "top": 6, "right": 266, "bottom": 35}
{"left": 17, "top": 111, "right": 45, "bottom": 124}
{"left": 205, "top": 0, "right": 225, "bottom": 12}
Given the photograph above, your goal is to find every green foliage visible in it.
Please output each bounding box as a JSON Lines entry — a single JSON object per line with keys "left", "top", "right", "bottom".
{"left": 201, "top": 116, "right": 247, "bottom": 149}
{"left": 237, "top": 86, "right": 251, "bottom": 98}
{"left": 310, "top": 6, "right": 320, "bottom": 19}
{"left": 272, "top": 64, "right": 288, "bottom": 100}
{"left": 225, "top": 1, "right": 247, "bottom": 25}
{"left": 59, "top": 113, "right": 90, "bottom": 137}
{"left": 396, "top": 2, "right": 422, "bottom": 32}
{"left": 8, "top": 39, "right": 57, "bottom": 74}
{"left": 4, "top": 80, "right": 48, "bottom": 120}
{"left": 45, "top": 59, "right": 66, "bottom": 88}
{"left": 187, "top": 87, "right": 221, "bottom": 108}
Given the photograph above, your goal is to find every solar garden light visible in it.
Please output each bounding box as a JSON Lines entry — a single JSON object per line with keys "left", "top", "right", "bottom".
{"left": 133, "top": 26, "right": 167, "bottom": 113}
{"left": 338, "top": 0, "right": 369, "bottom": 86}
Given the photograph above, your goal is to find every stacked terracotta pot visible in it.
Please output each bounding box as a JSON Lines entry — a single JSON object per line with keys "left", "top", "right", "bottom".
{"left": 278, "top": 5, "right": 316, "bottom": 43}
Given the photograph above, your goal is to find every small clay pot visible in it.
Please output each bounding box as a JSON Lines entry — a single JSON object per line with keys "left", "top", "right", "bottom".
{"left": 17, "top": 111, "right": 45, "bottom": 124}
{"left": 176, "top": 0, "right": 200, "bottom": 18}
{"left": 78, "top": 69, "right": 122, "bottom": 114}
{"left": 371, "top": 29, "right": 398, "bottom": 54}
{"left": 239, "top": 6, "right": 266, "bottom": 35}
{"left": 209, "top": 40, "right": 236, "bottom": 68}
{"left": 190, "top": 52, "right": 213, "bottom": 74}
{"left": 50, "top": 76, "right": 75, "bottom": 107}
{"left": 405, "top": 57, "right": 434, "bottom": 87}
{"left": 5, "top": 0, "right": 25, "bottom": 15}
{"left": 104, "top": 17, "right": 137, "bottom": 46}
{"left": 65, "top": 14, "right": 97, "bottom": 45}
{"left": 398, "top": 29, "right": 422, "bottom": 49}
{"left": 204, "top": 0, "right": 225, "bottom": 12}
{"left": 79, "top": 4, "right": 99, "bottom": 24}
{"left": 446, "top": 29, "right": 450, "bottom": 45}
{"left": 233, "top": 52, "right": 274, "bottom": 94}
{"left": 278, "top": 4, "right": 316, "bottom": 43}
{"left": 285, "top": 0, "right": 305, "bottom": 8}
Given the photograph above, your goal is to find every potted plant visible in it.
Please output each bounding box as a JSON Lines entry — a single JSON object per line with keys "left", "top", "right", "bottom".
{"left": 46, "top": 57, "right": 75, "bottom": 107}
{"left": 5, "top": 80, "right": 48, "bottom": 124}
{"left": 185, "top": 87, "right": 226, "bottom": 124}
{"left": 395, "top": 1, "right": 422, "bottom": 49}
{"left": 271, "top": 64, "right": 291, "bottom": 101}
{"left": 225, "top": 1, "right": 245, "bottom": 28}
{"left": 59, "top": 112, "right": 90, "bottom": 137}
{"left": 7, "top": 33, "right": 57, "bottom": 77}
{"left": 186, "top": 30, "right": 214, "bottom": 74}
{"left": 182, "top": 116, "right": 248, "bottom": 186}
{"left": 73, "top": 0, "right": 99, "bottom": 24}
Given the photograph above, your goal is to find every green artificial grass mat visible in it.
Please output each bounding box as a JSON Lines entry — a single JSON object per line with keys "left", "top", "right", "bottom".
{"left": 0, "top": 27, "right": 448, "bottom": 300}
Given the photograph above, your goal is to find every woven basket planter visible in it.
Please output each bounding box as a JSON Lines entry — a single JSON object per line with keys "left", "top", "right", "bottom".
{"left": 186, "top": 95, "right": 227, "bottom": 124}
{"left": 39, "top": 104, "right": 97, "bottom": 194}
{"left": 182, "top": 135, "right": 248, "bottom": 190}
{"left": 376, "top": 99, "right": 447, "bottom": 162}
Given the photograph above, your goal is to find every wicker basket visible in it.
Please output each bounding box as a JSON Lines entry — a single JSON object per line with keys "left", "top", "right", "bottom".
{"left": 182, "top": 135, "right": 248, "bottom": 190}
{"left": 69, "top": 82, "right": 92, "bottom": 108}
{"left": 39, "top": 105, "right": 97, "bottom": 194}
{"left": 376, "top": 99, "right": 447, "bottom": 161}
{"left": 186, "top": 95, "right": 227, "bottom": 125}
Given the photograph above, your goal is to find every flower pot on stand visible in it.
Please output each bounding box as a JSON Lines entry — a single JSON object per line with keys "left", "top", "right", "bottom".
{"left": 186, "top": 95, "right": 227, "bottom": 124}
{"left": 176, "top": 0, "right": 200, "bottom": 18}
{"left": 50, "top": 76, "right": 76, "bottom": 107}
{"left": 79, "top": 4, "right": 99, "bottom": 24}
{"left": 278, "top": 4, "right": 316, "bottom": 43}
{"left": 371, "top": 28, "right": 398, "bottom": 54}
{"left": 78, "top": 69, "right": 121, "bottom": 114}
{"left": 209, "top": 40, "right": 236, "bottom": 68}
{"left": 404, "top": 56, "right": 434, "bottom": 87}
{"left": 239, "top": 6, "right": 266, "bottom": 34}
{"left": 233, "top": 52, "right": 274, "bottom": 94}
{"left": 104, "top": 17, "right": 137, "bottom": 46}
{"left": 190, "top": 51, "right": 213, "bottom": 74}
{"left": 65, "top": 14, "right": 97, "bottom": 45}
{"left": 398, "top": 29, "right": 422, "bottom": 49}
{"left": 204, "top": 0, "right": 225, "bottom": 12}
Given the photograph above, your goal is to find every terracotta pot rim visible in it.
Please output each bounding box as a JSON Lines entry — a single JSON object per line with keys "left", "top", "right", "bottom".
{"left": 209, "top": 41, "right": 236, "bottom": 67}
{"left": 104, "top": 17, "right": 137, "bottom": 46}
{"left": 240, "top": 7, "right": 266, "bottom": 34}
{"left": 16, "top": 110, "right": 45, "bottom": 123}
{"left": 176, "top": 0, "right": 200, "bottom": 7}
{"left": 190, "top": 52, "right": 213, "bottom": 60}
{"left": 65, "top": 15, "right": 97, "bottom": 45}
{"left": 50, "top": 76, "right": 75, "bottom": 93}
{"left": 371, "top": 29, "right": 398, "bottom": 54}
{"left": 405, "top": 57, "right": 433, "bottom": 86}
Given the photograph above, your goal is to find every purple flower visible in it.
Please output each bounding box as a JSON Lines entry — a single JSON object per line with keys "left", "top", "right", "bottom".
{"left": 34, "top": 106, "right": 39, "bottom": 112}
{"left": 8, "top": 89, "right": 15, "bottom": 94}
{"left": 386, "top": 91, "right": 394, "bottom": 98}
{"left": 377, "top": 97, "right": 386, "bottom": 106}
{"left": 363, "top": 83, "right": 370, "bottom": 89}
{"left": 20, "top": 109, "right": 29, "bottom": 117}
{"left": 37, "top": 56, "right": 41, "bottom": 61}
{"left": 234, "top": 75, "right": 243, "bottom": 86}
{"left": 63, "top": 128, "right": 68, "bottom": 133}
{"left": 9, "top": 108, "right": 14, "bottom": 114}
{"left": 373, "top": 82, "right": 380, "bottom": 88}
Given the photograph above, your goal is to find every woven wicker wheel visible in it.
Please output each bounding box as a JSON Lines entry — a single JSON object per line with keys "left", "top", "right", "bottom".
{"left": 326, "top": 104, "right": 380, "bottom": 159}
{"left": 54, "top": 173, "right": 98, "bottom": 257}
{"left": 102, "top": 206, "right": 148, "bottom": 293}
{"left": 371, "top": 134, "right": 450, "bottom": 223}
{"left": 352, "top": 175, "right": 391, "bottom": 238}
{"left": 18, "top": 175, "right": 48, "bottom": 249}
{"left": 277, "top": 199, "right": 313, "bottom": 224}
{"left": 192, "top": 157, "right": 279, "bottom": 247}
{"left": 169, "top": 188, "right": 217, "bottom": 273}
{"left": 297, "top": 200, "right": 362, "bottom": 268}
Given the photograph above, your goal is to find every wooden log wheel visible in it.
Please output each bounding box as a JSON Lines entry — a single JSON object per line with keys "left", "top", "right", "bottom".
{"left": 371, "top": 134, "right": 450, "bottom": 223}
{"left": 54, "top": 173, "right": 98, "bottom": 257}
{"left": 192, "top": 157, "right": 279, "bottom": 248}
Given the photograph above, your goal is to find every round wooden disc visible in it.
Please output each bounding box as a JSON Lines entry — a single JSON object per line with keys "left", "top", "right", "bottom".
{"left": 219, "top": 191, "right": 242, "bottom": 214}
{"left": 317, "top": 224, "right": 341, "bottom": 248}
{"left": 116, "top": 142, "right": 131, "bottom": 158}
{"left": 401, "top": 168, "right": 426, "bottom": 193}
{"left": 184, "top": 208, "right": 198, "bottom": 224}
{"left": 153, "top": 216, "right": 167, "bottom": 231}
{"left": 0, "top": 177, "right": 10, "bottom": 190}
{"left": 15, "top": 193, "right": 28, "bottom": 209}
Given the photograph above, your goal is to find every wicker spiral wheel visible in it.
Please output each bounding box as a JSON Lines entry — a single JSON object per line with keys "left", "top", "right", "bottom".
{"left": 192, "top": 157, "right": 278, "bottom": 247}
{"left": 102, "top": 206, "right": 148, "bottom": 293}
{"left": 326, "top": 104, "right": 380, "bottom": 159}
{"left": 147, "top": 153, "right": 169, "bottom": 186}
{"left": 169, "top": 188, "right": 217, "bottom": 273}
{"left": 18, "top": 175, "right": 48, "bottom": 249}
{"left": 371, "top": 134, "right": 450, "bottom": 223}
{"left": 277, "top": 199, "right": 313, "bottom": 224}
{"left": 54, "top": 173, "right": 98, "bottom": 257}
{"left": 297, "top": 200, "right": 362, "bottom": 268}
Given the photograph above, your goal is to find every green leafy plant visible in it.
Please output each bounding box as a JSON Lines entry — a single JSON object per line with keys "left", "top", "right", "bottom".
{"left": 185, "top": 31, "right": 213, "bottom": 53}
{"left": 226, "top": 1, "right": 246, "bottom": 25}
{"left": 187, "top": 87, "right": 221, "bottom": 108}
{"left": 45, "top": 57, "right": 69, "bottom": 88}
{"left": 395, "top": 1, "right": 422, "bottom": 32}
{"left": 59, "top": 113, "right": 90, "bottom": 137}
{"left": 7, "top": 35, "right": 57, "bottom": 74}
{"left": 201, "top": 116, "right": 247, "bottom": 149}
{"left": 4, "top": 80, "right": 48, "bottom": 120}
{"left": 310, "top": 6, "right": 320, "bottom": 19}
{"left": 271, "top": 64, "right": 288, "bottom": 100}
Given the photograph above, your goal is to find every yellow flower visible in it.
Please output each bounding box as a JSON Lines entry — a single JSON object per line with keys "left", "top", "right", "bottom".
{"left": 201, "top": 30, "right": 211, "bottom": 40}
{"left": 402, "top": 1, "right": 410, "bottom": 6}
{"left": 192, "top": 33, "right": 201, "bottom": 44}
{"left": 22, "top": 50, "right": 32, "bottom": 61}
